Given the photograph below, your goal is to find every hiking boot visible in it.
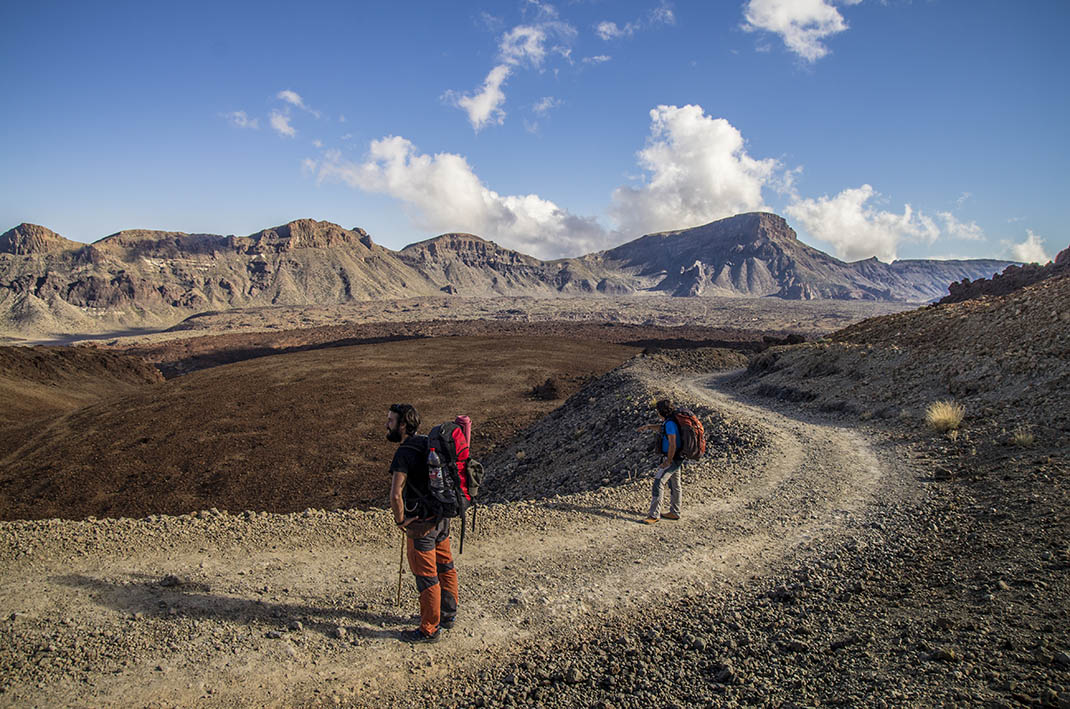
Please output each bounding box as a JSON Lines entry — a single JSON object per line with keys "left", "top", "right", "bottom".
{"left": 662, "top": 512, "right": 680, "bottom": 520}
{"left": 439, "top": 616, "right": 456, "bottom": 630}
{"left": 642, "top": 517, "right": 659, "bottom": 525}
{"left": 402, "top": 628, "right": 441, "bottom": 644}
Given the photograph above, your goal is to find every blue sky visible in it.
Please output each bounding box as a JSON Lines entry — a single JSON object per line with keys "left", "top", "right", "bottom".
{"left": 2, "top": 0, "right": 1066, "bottom": 263}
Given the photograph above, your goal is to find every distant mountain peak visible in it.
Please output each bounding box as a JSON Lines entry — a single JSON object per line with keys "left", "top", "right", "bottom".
{"left": 248, "top": 219, "right": 372, "bottom": 251}
{"left": 0, "top": 223, "right": 81, "bottom": 255}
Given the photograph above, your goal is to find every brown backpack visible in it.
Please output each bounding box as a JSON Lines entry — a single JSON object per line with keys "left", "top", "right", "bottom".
{"left": 670, "top": 409, "right": 706, "bottom": 460}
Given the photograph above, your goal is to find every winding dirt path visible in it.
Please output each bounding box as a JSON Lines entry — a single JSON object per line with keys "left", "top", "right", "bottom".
{"left": 0, "top": 372, "right": 907, "bottom": 707}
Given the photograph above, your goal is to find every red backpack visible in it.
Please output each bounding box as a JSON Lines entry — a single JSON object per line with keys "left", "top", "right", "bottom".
{"left": 670, "top": 409, "right": 706, "bottom": 460}
{"left": 423, "top": 415, "right": 484, "bottom": 552}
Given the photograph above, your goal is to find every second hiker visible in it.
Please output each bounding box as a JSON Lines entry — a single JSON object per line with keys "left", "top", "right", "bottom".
{"left": 637, "top": 398, "right": 684, "bottom": 524}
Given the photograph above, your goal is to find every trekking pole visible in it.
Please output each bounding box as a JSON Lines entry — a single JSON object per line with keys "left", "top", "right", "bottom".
{"left": 395, "top": 533, "right": 405, "bottom": 606}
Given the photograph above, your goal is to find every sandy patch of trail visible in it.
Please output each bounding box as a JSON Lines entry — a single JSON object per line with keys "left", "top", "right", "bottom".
{"left": 0, "top": 371, "right": 903, "bottom": 707}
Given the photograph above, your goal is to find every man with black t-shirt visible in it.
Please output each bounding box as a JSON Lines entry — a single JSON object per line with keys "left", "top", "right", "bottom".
{"left": 386, "top": 403, "right": 458, "bottom": 643}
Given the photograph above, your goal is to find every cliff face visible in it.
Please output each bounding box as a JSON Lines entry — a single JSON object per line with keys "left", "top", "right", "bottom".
{"left": 0, "top": 220, "right": 439, "bottom": 336}
{"left": 0, "top": 213, "right": 1022, "bottom": 337}
{"left": 0, "top": 224, "right": 82, "bottom": 256}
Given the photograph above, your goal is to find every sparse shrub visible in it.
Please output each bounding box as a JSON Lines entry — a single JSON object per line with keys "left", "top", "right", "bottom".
{"left": 530, "top": 378, "right": 559, "bottom": 401}
{"left": 947, "top": 429, "right": 959, "bottom": 442}
{"left": 1012, "top": 425, "right": 1035, "bottom": 447}
{"left": 859, "top": 410, "right": 874, "bottom": 421}
{"left": 926, "top": 400, "right": 965, "bottom": 432}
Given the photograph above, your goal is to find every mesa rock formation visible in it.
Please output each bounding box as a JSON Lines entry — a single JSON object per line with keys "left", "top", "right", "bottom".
{"left": 0, "top": 213, "right": 1017, "bottom": 337}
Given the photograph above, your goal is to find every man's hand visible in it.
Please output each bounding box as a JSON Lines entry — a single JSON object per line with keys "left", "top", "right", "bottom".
{"left": 402, "top": 519, "right": 436, "bottom": 538}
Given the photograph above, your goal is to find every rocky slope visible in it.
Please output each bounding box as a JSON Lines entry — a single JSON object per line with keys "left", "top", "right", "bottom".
{"left": 1, "top": 214, "right": 1016, "bottom": 338}
{"left": 941, "top": 244, "right": 1069, "bottom": 304}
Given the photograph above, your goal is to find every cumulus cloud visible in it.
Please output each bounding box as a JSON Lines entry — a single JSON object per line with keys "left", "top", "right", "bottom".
{"left": 741, "top": 0, "right": 861, "bottom": 63}
{"left": 785, "top": 184, "right": 940, "bottom": 263}
{"left": 269, "top": 110, "right": 296, "bottom": 137}
{"left": 938, "top": 212, "right": 984, "bottom": 241}
{"left": 224, "top": 111, "right": 258, "bottom": 129}
{"left": 610, "top": 104, "right": 781, "bottom": 236}
{"left": 1006, "top": 230, "right": 1050, "bottom": 263}
{"left": 448, "top": 64, "right": 513, "bottom": 130}
{"left": 316, "top": 136, "right": 610, "bottom": 258}
{"left": 447, "top": 11, "right": 577, "bottom": 130}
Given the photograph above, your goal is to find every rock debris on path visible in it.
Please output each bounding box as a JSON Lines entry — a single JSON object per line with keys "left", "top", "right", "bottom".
{"left": 1, "top": 349, "right": 1066, "bottom": 707}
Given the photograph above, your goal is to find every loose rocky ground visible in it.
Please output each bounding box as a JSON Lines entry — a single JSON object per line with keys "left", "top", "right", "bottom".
{"left": 4, "top": 342, "right": 1064, "bottom": 708}
{"left": 1, "top": 279, "right": 1066, "bottom": 707}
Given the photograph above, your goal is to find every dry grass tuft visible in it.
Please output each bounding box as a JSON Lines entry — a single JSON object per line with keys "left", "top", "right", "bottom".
{"left": 1012, "top": 425, "right": 1035, "bottom": 447}
{"left": 926, "top": 400, "right": 965, "bottom": 432}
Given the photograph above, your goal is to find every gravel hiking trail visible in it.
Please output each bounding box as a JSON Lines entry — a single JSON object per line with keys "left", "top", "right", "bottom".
{"left": 0, "top": 370, "right": 909, "bottom": 708}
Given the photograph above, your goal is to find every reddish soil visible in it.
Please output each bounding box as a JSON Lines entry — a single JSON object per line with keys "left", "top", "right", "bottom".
{"left": 0, "top": 336, "right": 641, "bottom": 521}
{"left": 108, "top": 319, "right": 767, "bottom": 378}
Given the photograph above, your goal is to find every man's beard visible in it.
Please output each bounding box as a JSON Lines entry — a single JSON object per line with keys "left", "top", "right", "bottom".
{"left": 386, "top": 427, "right": 403, "bottom": 443}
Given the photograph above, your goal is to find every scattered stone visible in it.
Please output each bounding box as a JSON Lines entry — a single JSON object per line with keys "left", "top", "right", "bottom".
{"left": 159, "top": 575, "right": 182, "bottom": 587}
{"left": 565, "top": 667, "right": 585, "bottom": 684}
{"left": 930, "top": 647, "right": 962, "bottom": 663}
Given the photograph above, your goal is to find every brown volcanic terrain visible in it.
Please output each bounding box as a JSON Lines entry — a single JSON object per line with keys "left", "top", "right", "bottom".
{"left": 112, "top": 319, "right": 771, "bottom": 378}
{"left": 0, "top": 347, "right": 162, "bottom": 463}
{"left": 1, "top": 276, "right": 1068, "bottom": 706}
{"left": 0, "top": 336, "right": 639, "bottom": 521}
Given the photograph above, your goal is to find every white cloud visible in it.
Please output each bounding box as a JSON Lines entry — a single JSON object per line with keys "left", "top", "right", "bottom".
{"left": 269, "top": 110, "right": 296, "bottom": 137}
{"left": 224, "top": 111, "right": 258, "bottom": 129}
{"left": 301, "top": 158, "right": 318, "bottom": 175}
{"left": 651, "top": 2, "right": 675, "bottom": 25}
{"left": 312, "top": 139, "right": 323, "bottom": 149}
{"left": 786, "top": 184, "right": 940, "bottom": 263}
{"left": 448, "top": 11, "right": 577, "bottom": 130}
{"left": 1007, "top": 230, "right": 1050, "bottom": 263}
{"left": 277, "top": 89, "right": 321, "bottom": 118}
{"left": 533, "top": 96, "right": 560, "bottom": 115}
{"left": 596, "top": 21, "right": 637, "bottom": 40}
{"left": 955, "top": 191, "right": 972, "bottom": 207}
{"left": 597, "top": 2, "right": 674, "bottom": 41}
{"left": 741, "top": 0, "right": 861, "bottom": 63}
{"left": 447, "top": 64, "right": 513, "bottom": 131}
{"left": 501, "top": 25, "right": 549, "bottom": 66}
{"left": 610, "top": 104, "right": 781, "bottom": 236}
{"left": 583, "top": 54, "right": 612, "bottom": 64}
{"left": 277, "top": 90, "right": 304, "bottom": 108}
{"left": 316, "top": 136, "right": 610, "bottom": 258}
{"left": 938, "top": 211, "right": 984, "bottom": 241}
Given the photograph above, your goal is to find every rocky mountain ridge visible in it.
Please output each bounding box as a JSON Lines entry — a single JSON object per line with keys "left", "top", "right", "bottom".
{"left": 1, "top": 213, "right": 1018, "bottom": 336}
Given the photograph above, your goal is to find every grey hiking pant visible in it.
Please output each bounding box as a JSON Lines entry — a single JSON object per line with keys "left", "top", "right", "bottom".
{"left": 648, "top": 461, "right": 682, "bottom": 518}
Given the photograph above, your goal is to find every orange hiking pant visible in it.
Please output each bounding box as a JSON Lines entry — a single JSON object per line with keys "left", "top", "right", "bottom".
{"left": 406, "top": 519, "right": 458, "bottom": 635}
